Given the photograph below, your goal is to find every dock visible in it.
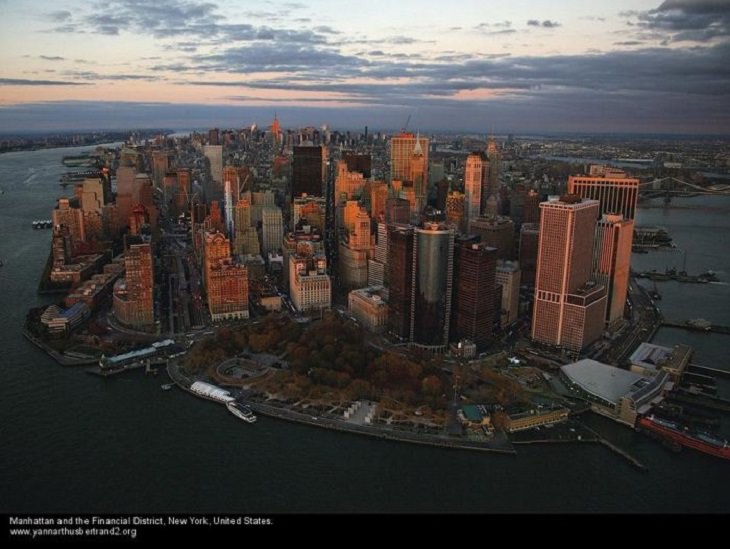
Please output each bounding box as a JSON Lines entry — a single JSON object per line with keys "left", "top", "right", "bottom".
{"left": 687, "top": 363, "right": 730, "bottom": 380}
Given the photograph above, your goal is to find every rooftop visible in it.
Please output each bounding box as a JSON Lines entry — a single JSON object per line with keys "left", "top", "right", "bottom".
{"left": 561, "top": 359, "right": 647, "bottom": 404}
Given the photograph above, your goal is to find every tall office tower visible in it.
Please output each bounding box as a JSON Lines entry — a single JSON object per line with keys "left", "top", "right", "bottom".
{"left": 51, "top": 225, "right": 72, "bottom": 269}
{"left": 390, "top": 132, "right": 429, "bottom": 183}
{"left": 446, "top": 191, "right": 466, "bottom": 232}
{"left": 387, "top": 225, "right": 415, "bottom": 341}
{"left": 429, "top": 161, "right": 445, "bottom": 187}
{"left": 81, "top": 177, "right": 104, "bottom": 214}
{"left": 368, "top": 221, "right": 389, "bottom": 287}
{"left": 203, "top": 230, "right": 231, "bottom": 292}
{"left": 270, "top": 114, "right": 281, "bottom": 143}
{"left": 532, "top": 196, "right": 606, "bottom": 351}
{"left": 412, "top": 222, "right": 455, "bottom": 350}
{"left": 385, "top": 197, "right": 411, "bottom": 224}
{"left": 208, "top": 128, "right": 220, "bottom": 146}
{"left": 567, "top": 168, "right": 640, "bottom": 220}
{"left": 481, "top": 137, "right": 500, "bottom": 216}
{"left": 400, "top": 184, "right": 417, "bottom": 216}
{"left": 292, "top": 145, "right": 326, "bottom": 198}
{"left": 53, "top": 198, "right": 86, "bottom": 249}
{"left": 594, "top": 214, "right": 633, "bottom": 329}
{"left": 342, "top": 152, "right": 372, "bottom": 179}
{"left": 519, "top": 223, "right": 540, "bottom": 287}
{"left": 410, "top": 138, "right": 427, "bottom": 214}
{"left": 233, "top": 198, "right": 259, "bottom": 256}
{"left": 261, "top": 206, "right": 284, "bottom": 255}
{"left": 496, "top": 260, "right": 521, "bottom": 328}
{"left": 523, "top": 189, "right": 541, "bottom": 224}
{"left": 223, "top": 166, "right": 239, "bottom": 199}
{"left": 151, "top": 150, "right": 168, "bottom": 188}
{"left": 289, "top": 252, "right": 331, "bottom": 312}
{"left": 207, "top": 258, "right": 249, "bottom": 321}
{"left": 224, "top": 180, "right": 234, "bottom": 238}
{"left": 128, "top": 204, "right": 149, "bottom": 236}
{"left": 509, "top": 185, "right": 526, "bottom": 224}
{"left": 451, "top": 238, "right": 497, "bottom": 349}
{"left": 468, "top": 216, "right": 515, "bottom": 260}
{"left": 367, "top": 180, "right": 388, "bottom": 220}
{"left": 464, "top": 152, "right": 485, "bottom": 226}
{"left": 209, "top": 200, "right": 225, "bottom": 233}
{"left": 203, "top": 144, "right": 223, "bottom": 184}
{"left": 176, "top": 168, "right": 191, "bottom": 211}
{"left": 339, "top": 206, "right": 372, "bottom": 290}
{"left": 115, "top": 166, "right": 137, "bottom": 224}
{"left": 113, "top": 243, "right": 154, "bottom": 328}
{"left": 250, "top": 189, "right": 275, "bottom": 225}
{"left": 293, "top": 195, "right": 326, "bottom": 233}
{"left": 335, "top": 161, "right": 366, "bottom": 203}
{"left": 435, "top": 179, "right": 449, "bottom": 212}
{"left": 282, "top": 227, "right": 324, "bottom": 291}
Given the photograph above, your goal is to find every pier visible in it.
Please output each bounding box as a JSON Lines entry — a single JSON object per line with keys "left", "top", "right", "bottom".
{"left": 688, "top": 363, "right": 730, "bottom": 380}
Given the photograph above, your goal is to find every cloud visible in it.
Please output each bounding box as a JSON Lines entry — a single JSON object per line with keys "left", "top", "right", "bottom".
{"left": 47, "top": 10, "right": 72, "bottom": 22}
{"left": 0, "top": 78, "right": 89, "bottom": 86}
{"left": 527, "top": 19, "right": 561, "bottom": 28}
{"left": 624, "top": 0, "right": 730, "bottom": 42}
{"left": 40, "top": 55, "right": 66, "bottom": 61}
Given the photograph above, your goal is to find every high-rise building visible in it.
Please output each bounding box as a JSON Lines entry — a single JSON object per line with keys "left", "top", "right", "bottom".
{"left": 282, "top": 227, "right": 324, "bottom": 291}
{"left": 53, "top": 198, "right": 85, "bottom": 249}
{"left": 208, "top": 128, "right": 220, "bottom": 146}
{"left": 203, "top": 230, "right": 231, "bottom": 291}
{"left": 390, "top": 132, "right": 429, "bottom": 184}
{"left": 293, "top": 194, "right": 326, "bottom": 233}
{"left": 523, "top": 189, "right": 541, "bottom": 224}
{"left": 519, "top": 223, "right": 540, "bottom": 287}
{"left": 385, "top": 196, "right": 410, "bottom": 224}
{"left": 289, "top": 252, "right": 331, "bottom": 312}
{"left": 410, "top": 138, "right": 427, "bottom": 214}
{"left": 567, "top": 168, "right": 640, "bottom": 220}
{"left": 81, "top": 177, "right": 104, "bottom": 214}
{"left": 446, "top": 191, "right": 466, "bottom": 232}
{"left": 368, "top": 222, "right": 389, "bottom": 287}
{"left": 151, "top": 150, "right": 168, "bottom": 188}
{"left": 412, "top": 222, "right": 455, "bottom": 350}
{"left": 261, "top": 207, "right": 283, "bottom": 255}
{"left": 367, "top": 180, "right": 388, "bottom": 221}
{"left": 335, "top": 161, "right": 366, "bottom": 204}
{"left": 468, "top": 216, "right": 515, "bottom": 260}
{"left": 342, "top": 152, "right": 372, "bottom": 179}
{"left": 532, "top": 196, "right": 606, "bottom": 351}
{"left": 207, "top": 259, "right": 249, "bottom": 321}
{"left": 292, "top": 145, "right": 326, "bottom": 199}
{"left": 113, "top": 243, "right": 154, "bottom": 328}
{"left": 464, "top": 152, "right": 486, "bottom": 226}
{"left": 233, "top": 198, "right": 259, "bottom": 256}
{"left": 176, "top": 168, "right": 191, "bottom": 211}
{"left": 594, "top": 214, "right": 634, "bottom": 329}
{"left": 203, "top": 144, "right": 223, "bottom": 189}
{"left": 496, "top": 260, "right": 521, "bottom": 328}
{"left": 387, "top": 225, "right": 415, "bottom": 341}
{"left": 451, "top": 238, "right": 497, "bottom": 349}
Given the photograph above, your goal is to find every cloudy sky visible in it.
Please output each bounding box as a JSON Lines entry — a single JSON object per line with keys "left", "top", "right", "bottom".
{"left": 0, "top": 0, "right": 728, "bottom": 133}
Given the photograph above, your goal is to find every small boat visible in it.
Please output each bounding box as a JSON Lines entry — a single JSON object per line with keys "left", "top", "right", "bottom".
{"left": 161, "top": 383, "right": 174, "bottom": 391}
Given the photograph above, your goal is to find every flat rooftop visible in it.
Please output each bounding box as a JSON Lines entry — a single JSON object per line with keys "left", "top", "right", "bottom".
{"left": 561, "top": 359, "right": 646, "bottom": 404}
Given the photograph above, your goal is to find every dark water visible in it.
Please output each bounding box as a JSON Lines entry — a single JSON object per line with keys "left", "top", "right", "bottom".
{"left": 1, "top": 148, "right": 728, "bottom": 514}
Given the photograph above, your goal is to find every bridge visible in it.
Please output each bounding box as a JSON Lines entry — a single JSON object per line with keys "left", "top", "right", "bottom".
{"left": 639, "top": 177, "right": 730, "bottom": 198}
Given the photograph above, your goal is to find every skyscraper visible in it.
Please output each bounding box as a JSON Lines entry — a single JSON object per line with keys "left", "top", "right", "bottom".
{"left": 464, "top": 152, "right": 485, "bottom": 226}
{"left": 387, "top": 225, "right": 415, "bottom": 341}
{"left": 342, "top": 152, "right": 372, "bottom": 179}
{"left": 532, "top": 196, "right": 606, "bottom": 351}
{"left": 594, "top": 214, "right": 634, "bottom": 329}
{"left": 468, "top": 216, "right": 515, "bottom": 260}
{"left": 446, "top": 191, "right": 465, "bottom": 232}
{"left": 292, "top": 145, "right": 326, "bottom": 199}
{"left": 519, "top": 223, "right": 540, "bottom": 287}
{"left": 203, "top": 144, "right": 223, "bottom": 197}
{"left": 567, "top": 168, "right": 640, "bottom": 220}
{"left": 113, "top": 243, "right": 154, "bottom": 328}
{"left": 451, "top": 238, "right": 497, "bottom": 349}
{"left": 496, "top": 260, "right": 521, "bottom": 328}
{"left": 261, "top": 207, "right": 284, "bottom": 255}
{"left": 390, "top": 132, "right": 429, "bottom": 184}
{"left": 410, "top": 137, "right": 427, "bottom": 214}
{"left": 413, "top": 222, "right": 455, "bottom": 350}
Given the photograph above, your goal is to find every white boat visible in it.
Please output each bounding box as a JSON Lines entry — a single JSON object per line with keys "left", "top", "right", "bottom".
{"left": 227, "top": 402, "right": 257, "bottom": 423}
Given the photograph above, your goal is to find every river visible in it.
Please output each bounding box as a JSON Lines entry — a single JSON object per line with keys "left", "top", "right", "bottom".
{"left": 0, "top": 147, "right": 727, "bottom": 514}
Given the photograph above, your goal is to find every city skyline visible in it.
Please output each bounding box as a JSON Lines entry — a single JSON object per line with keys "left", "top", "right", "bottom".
{"left": 0, "top": 0, "right": 729, "bottom": 133}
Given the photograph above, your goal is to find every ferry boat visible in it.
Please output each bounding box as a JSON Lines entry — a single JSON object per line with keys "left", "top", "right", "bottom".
{"left": 638, "top": 415, "right": 730, "bottom": 460}
{"left": 32, "top": 220, "right": 53, "bottom": 229}
{"left": 227, "top": 401, "right": 257, "bottom": 423}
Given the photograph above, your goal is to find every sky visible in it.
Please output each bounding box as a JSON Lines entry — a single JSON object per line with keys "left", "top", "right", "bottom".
{"left": 0, "top": 0, "right": 729, "bottom": 134}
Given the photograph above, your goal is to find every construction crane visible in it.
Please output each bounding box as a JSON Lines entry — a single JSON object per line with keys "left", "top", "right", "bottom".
{"left": 402, "top": 114, "right": 411, "bottom": 133}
